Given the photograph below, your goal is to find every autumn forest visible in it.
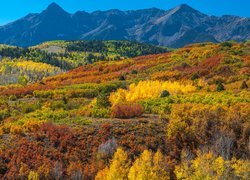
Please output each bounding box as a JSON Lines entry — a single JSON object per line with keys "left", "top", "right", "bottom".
{"left": 0, "top": 40, "right": 249, "bottom": 179}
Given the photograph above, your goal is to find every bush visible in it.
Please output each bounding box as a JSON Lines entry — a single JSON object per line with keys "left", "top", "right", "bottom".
{"left": 21, "top": 103, "right": 38, "bottom": 114}
{"left": 140, "top": 98, "right": 173, "bottom": 116}
{"left": 65, "top": 101, "right": 80, "bottom": 110}
{"left": 216, "top": 82, "right": 225, "bottom": 92}
{"left": 160, "top": 90, "right": 170, "bottom": 98}
{"left": 111, "top": 103, "right": 144, "bottom": 119}
{"left": 92, "top": 107, "right": 110, "bottom": 118}
{"left": 33, "top": 90, "right": 53, "bottom": 98}
{"left": 191, "top": 73, "right": 199, "bottom": 80}
{"left": 197, "top": 86, "right": 203, "bottom": 90}
{"left": 100, "top": 82, "right": 126, "bottom": 94}
{"left": 240, "top": 81, "right": 248, "bottom": 89}
{"left": 66, "top": 89, "right": 98, "bottom": 98}
{"left": 96, "top": 91, "right": 111, "bottom": 108}
{"left": 9, "top": 95, "right": 17, "bottom": 101}
{"left": 18, "top": 76, "right": 28, "bottom": 86}
{"left": 0, "top": 109, "right": 10, "bottom": 121}
{"left": 62, "top": 96, "right": 68, "bottom": 104}
{"left": 119, "top": 75, "right": 126, "bottom": 81}
{"left": 131, "top": 70, "right": 138, "bottom": 74}
{"left": 220, "top": 41, "right": 233, "bottom": 48}
{"left": 50, "top": 101, "right": 66, "bottom": 111}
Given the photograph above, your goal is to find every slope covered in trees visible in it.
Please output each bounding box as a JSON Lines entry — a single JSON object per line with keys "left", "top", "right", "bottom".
{"left": 0, "top": 41, "right": 249, "bottom": 179}
{"left": 0, "top": 58, "right": 62, "bottom": 85}
{"left": 0, "top": 40, "right": 169, "bottom": 85}
{"left": 0, "top": 40, "right": 169, "bottom": 70}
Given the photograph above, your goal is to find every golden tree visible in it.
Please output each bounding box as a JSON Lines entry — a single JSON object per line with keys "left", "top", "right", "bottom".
{"left": 95, "top": 148, "right": 130, "bottom": 180}
{"left": 28, "top": 171, "right": 39, "bottom": 180}
{"left": 128, "top": 149, "right": 169, "bottom": 180}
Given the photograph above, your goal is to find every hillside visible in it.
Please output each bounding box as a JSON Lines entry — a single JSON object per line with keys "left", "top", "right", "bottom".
{"left": 1, "top": 41, "right": 249, "bottom": 95}
{"left": 0, "top": 40, "right": 168, "bottom": 85}
{"left": 0, "top": 41, "right": 249, "bottom": 179}
{"left": 0, "top": 3, "right": 249, "bottom": 47}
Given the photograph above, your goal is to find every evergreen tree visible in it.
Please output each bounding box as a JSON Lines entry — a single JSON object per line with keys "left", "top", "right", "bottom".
{"left": 216, "top": 82, "right": 225, "bottom": 92}
{"left": 240, "top": 81, "right": 248, "bottom": 89}
{"left": 160, "top": 90, "right": 170, "bottom": 98}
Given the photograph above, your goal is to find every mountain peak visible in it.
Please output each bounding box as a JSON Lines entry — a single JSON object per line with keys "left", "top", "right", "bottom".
{"left": 0, "top": 3, "right": 248, "bottom": 47}
{"left": 178, "top": 4, "right": 192, "bottom": 9}
{"left": 47, "top": 2, "right": 60, "bottom": 9}
{"left": 167, "top": 3, "right": 206, "bottom": 18}
{"left": 45, "top": 2, "right": 66, "bottom": 13}
{"left": 174, "top": 4, "right": 196, "bottom": 12}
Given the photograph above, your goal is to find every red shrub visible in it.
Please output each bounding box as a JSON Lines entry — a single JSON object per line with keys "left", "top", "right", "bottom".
{"left": 111, "top": 103, "right": 144, "bottom": 119}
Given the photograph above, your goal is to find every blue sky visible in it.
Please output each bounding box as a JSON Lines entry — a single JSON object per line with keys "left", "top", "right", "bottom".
{"left": 0, "top": 0, "right": 249, "bottom": 25}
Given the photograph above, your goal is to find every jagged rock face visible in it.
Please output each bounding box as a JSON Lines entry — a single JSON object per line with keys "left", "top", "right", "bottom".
{"left": 0, "top": 3, "right": 249, "bottom": 47}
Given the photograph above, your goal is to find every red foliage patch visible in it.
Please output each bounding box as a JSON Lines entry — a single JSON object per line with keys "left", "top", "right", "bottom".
{"left": 173, "top": 55, "right": 223, "bottom": 77}
{"left": 0, "top": 121, "right": 166, "bottom": 179}
{"left": 111, "top": 103, "right": 144, "bottom": 119}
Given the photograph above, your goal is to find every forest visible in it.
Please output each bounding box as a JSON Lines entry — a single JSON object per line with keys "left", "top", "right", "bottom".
{"left": 0, "top": 41, "right": 249, "bottom": 179}
{"left": 0, "top": 41, "right": 169, "bottom": 85}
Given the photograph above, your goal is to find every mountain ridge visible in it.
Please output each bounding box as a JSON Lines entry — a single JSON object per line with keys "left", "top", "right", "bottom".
{"left": 0, "top": 3, "right": 249, "bottom": 47}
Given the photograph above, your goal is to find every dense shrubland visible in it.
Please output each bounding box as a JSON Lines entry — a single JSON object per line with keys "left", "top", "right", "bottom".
{"left": 0, "top": 41, "right": 249, "bottom": 179}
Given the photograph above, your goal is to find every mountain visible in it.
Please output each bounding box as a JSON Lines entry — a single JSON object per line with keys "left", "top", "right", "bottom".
{"left": 0, "top": 3, "right": 249, "bottom": 47}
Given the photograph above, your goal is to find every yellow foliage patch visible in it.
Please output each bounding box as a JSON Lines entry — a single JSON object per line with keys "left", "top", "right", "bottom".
{"left": 110, "top": 81, "right": 196, "bottom": 105}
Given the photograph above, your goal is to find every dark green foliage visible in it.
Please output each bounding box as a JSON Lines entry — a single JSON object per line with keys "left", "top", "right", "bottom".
{"left": 50, "top": 101, "right": 66, "bottom": 111}
{"left": 62, "top": 96, "right": 68, "bottom": 104}
{"left": 0, "top": 46, "right": 28, "bottom": 58}
{"left": 66, "top": 89, "right": 98, "bottom": 98}
{"left": 100, "top": 82, "right": 127, "bottom": 94}
{"left": 215, "top": 79, "right": 223, "bottom": 85}
{"left": 220, "top": 41, "right": 233, "bottom": 48}
{"left": 66, "top": 40, "right": 108, "bottom": 52}
{"left": 119, "top": 75, "right": 126, "bottom": 81}
{"left": 91, "top": 87, "right": 112, "bottom": 118}
{"left": 131, "top": 70, "right": 138, "bottom": 74}
{"left": 0, "top": 46, "right": 72, "bottom": 70}
{"left": 217, "top": 82, "right": 225, "bottom": 91}
{"left": 96, "top": 91, "right": 111, "bottom": 108}
{"left": 181, "top": 62, "right": 189, "bottom": 68}
{"left": 191, "top": 73, "right": 199, "bottom": 80}
{"left": 240, "top": 81, "right": 248, "bottom": 89}
{"left": 197, "top": 86, "right": 203, "bottom": 90}
{"left": 160, "top": 90, "right": 170, "bottom": 97}
{"left": 21, "top": 104, "right": 37, "bottom": 113}
{"left": 39, "top": 81, "right": 46, "bottom": 85}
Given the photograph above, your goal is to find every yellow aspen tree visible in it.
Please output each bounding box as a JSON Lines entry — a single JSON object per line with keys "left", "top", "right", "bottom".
{"left": 175, "top": 151, "right": 230, "bottom": 180}
{"left": 152, "top": 150, "right": 170, "bottom": 180}
{"left": 231, "top": 158, "right": 250, "bottom": 180}
{"left": 95, "top": 148, "right": 130, "bottom": 180}
{"left": 128, "top": 150, "right": 154, "bottom": 180}
{"left": 107, "top": 148, "right": 131, "bottom": 180}
{"left": 28, "top": 171, "right": 39, "bottom": 180}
